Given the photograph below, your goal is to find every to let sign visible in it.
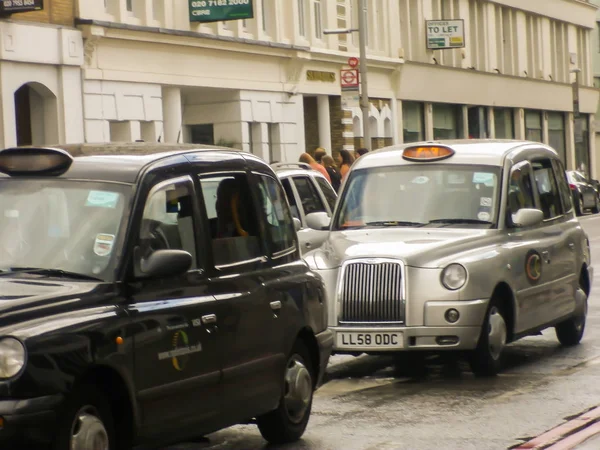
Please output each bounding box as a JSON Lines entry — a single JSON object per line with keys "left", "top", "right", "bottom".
{"left": 0, "top": 0, "right": 43, "bottom": 14}
{"left": 426, "top": 19, "right": 465, "bottom": 50}
{"left": 189, "top": 0, "right": 253, "bottom": 23}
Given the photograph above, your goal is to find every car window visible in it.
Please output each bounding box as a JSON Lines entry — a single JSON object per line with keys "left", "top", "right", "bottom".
{"left": 532, "top": 158, "right": 563, "bottom": 219}
{"left": 507, "top": 162, "right": 536, "bottom": 218}
{"left": 552, "top": 160, "right": 573, "bottom": 213}
{"left": 315, "top": 176, "right": 337, "bottom": 212}
{"left": 293, "top": 176, "right": 326, "bottom": 215}
{"left": 280, "top": 178, "right": 301, "bottom": 220}
{"left": 136, "top": 176, "right": 197, "bottom": 277}
{"left": 255, "top": 174, "right": 296, "bottom": 256}
{"left": 199, "top": 173, "right": 262, "bottom": 267}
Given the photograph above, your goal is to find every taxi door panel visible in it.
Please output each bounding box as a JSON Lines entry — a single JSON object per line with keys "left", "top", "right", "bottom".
{"left": 127, "top": 275, "right": 221, "bottom": 433}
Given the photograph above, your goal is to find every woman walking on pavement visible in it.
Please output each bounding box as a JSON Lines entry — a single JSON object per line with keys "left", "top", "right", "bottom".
{"left": 336, "top": 149, "right": 355, "bottom": 180}
{"left": 322, "top": 155, "right": 342, "bottom": 192}
{"left": 299, "top": 152, "right": 332, "bottom": 184}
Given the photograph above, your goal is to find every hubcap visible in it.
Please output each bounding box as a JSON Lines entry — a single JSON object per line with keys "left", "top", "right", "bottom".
{"left": 579, "top": 197, "right": 584, "bottom": 211}
{"left": 487, "top": 306, "right": 507, "bottom": 361}
{"left": 283, "top": 356, "right": 312, "bottom": 424}
{"left": 70, "top": 406, "right": 109, "bottom": 450}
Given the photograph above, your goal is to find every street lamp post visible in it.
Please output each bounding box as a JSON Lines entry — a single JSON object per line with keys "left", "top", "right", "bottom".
{"left": 324, "top": 0, "right": 371, "bottom": 151}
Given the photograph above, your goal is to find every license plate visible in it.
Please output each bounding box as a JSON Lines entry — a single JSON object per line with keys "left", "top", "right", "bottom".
{"left": 336, "top": 332, "right": 404, "bottom": 349}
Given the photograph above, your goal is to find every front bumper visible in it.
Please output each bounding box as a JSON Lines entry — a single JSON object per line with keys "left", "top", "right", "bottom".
{"left": 315, "top": 328, "right": 333, "bottom": 388}
{"left": 331, "top": 298, "right": 489, "bottom": 353}
{"left": 0, "top": 394, "right": 64, "bottom": 448}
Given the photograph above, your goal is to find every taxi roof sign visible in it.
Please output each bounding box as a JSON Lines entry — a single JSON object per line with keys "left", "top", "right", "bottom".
{"left": 402, "top": 145, "right": 455, "bottom": 162}
{"left": 0, "top": 147, "right": 73, "bottom": 176}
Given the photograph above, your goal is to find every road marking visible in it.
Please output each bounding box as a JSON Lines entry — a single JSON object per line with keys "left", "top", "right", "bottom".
{"left": 545, "top": 422, "right": 600, "bottom": 450}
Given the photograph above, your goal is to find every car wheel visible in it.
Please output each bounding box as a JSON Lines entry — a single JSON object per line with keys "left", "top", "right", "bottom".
{"left": 256, "top": 341, "right": 314, "bottom": 445}
{"left": 556, "top": 291, "right": 587, "bottom": 346}
{"left": 54, "top": 384, "right": 115, "bottom": 450}
{"left": 575, "top": 195, "right": 584, "bottom": 216}
{"left": 468, "top": 301, "right": 507, "bottom": 377}
{"left": 592, "top": 196, "right": 600, "bottom": 214}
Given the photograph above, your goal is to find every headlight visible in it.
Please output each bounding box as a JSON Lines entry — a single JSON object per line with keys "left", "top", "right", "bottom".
{"left": 441, "top": 264, "right": 467, "bottom": 290}
{"left": 0, "top": 337, "right": 26, "bottom": 379}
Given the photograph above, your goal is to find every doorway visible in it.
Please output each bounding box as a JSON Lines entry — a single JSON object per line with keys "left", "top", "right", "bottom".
{"left": 14, "top": 82, "right": 59, "bottom": 146}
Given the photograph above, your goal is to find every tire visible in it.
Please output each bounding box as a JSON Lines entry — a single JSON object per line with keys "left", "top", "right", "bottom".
{"left": 556, "top": 292, "right": 587, "bottom": 347}
{"left": 468, "top": 300, "right": 507, "bottom": 377}
{"left": 256, "top": 341, "right": 314, "bottom": 445}
{"left": 592, "top": 196, "right": 600, "bottom": 214}
{"left": 53, "top": 384, "right": 116, "bottom": 450}
{"left": 575, "top": 195, "right": 584, "bottom": 216}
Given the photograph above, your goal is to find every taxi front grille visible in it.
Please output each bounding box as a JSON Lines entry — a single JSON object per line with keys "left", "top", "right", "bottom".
{"left": 339, "top": 260, "right": 405, "bottom": 324}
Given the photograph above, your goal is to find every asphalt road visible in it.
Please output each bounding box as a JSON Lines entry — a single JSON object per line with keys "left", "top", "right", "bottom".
{"left": 159, "top": 213, "right": 600, "bottom": 450}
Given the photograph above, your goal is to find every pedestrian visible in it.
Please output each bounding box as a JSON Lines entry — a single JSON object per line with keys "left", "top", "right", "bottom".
{"left": 355, "top": 147, "right": 368, "bottom": 159}
{"left": 299, "top": 152, "right": 332, "bottom": 183}
{"left": 314, "top": 147, "right": 327, "bottom": 164}
{"left": 322, "top": 155, "right": 342, "bottom": 192}
{"left": 336, "top": 149, "right": 354, "bottom": 180}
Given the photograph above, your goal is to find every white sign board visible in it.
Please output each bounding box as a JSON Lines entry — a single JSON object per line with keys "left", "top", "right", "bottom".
{"left": 426, "top": 20, "right": 465, "bottom": 50}
{"left": 341, "top": 91, "right": 360, "bottom": 110}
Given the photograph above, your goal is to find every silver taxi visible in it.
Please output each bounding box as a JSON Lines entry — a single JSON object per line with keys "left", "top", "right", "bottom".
{"left": 304, "top": 140, "right": 592, "bottom": 376}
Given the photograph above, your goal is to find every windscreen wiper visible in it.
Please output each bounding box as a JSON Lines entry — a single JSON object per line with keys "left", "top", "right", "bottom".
{"left": 426, "top": 218, "right": 493, "bottom": 226}
{"left": 366, "top": 220, "right": 426, "bottom": 227}
{"left": 8, "top": 267, "right": 103, "bottom": 281}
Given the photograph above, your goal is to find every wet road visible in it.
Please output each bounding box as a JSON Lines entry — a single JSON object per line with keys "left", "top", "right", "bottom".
{"left": 159, "top": 214, "right": 600, "bottom": 450}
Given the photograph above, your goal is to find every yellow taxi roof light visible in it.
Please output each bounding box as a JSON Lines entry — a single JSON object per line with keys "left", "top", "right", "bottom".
{"left": 0, "top": 147, "right": 73, "bottom": 176}
{"left": 402, "top": 145, "right": 455, "bottom": 161}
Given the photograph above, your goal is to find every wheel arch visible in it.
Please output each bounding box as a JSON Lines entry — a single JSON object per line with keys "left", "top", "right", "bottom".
{"left": 491, "top": 282, "right": 516, "bottom": 343}
{"left": 580, "top": 263, "right": 591, "bottom": 297}
{"left": 295, "top": 327, "right": 320, "bottom": 388}
{"left": 74, "top": 364, "right": 137, "bottom": 448}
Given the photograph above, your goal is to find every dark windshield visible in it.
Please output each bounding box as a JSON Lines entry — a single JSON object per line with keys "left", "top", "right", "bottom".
{"left": 333, "top": 164, "right": 501, "bottom": 230}
{"left": 0, "top": 179, "right": 132, "bottom": 281}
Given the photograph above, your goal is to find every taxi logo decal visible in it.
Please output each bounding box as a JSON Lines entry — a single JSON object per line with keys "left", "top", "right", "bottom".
{"left": 525, "top": 250, "right": 542, "bottom": 283}
{"left": 157, "top": 330, "right": 202, "bottom": 371}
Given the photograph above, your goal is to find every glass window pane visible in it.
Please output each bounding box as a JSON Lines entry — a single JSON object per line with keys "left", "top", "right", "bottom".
{"left": 532, "top": 159, "right": 563, "bottom": 219}
{"left": 293, "top": 176, "right": 326, "bottom": 215}
{"left": 256, "top": 175, "right": 296, "bottom": 254}
{"left": 402, "top": 101, "right": 424, "bottom": 143}
{"left": 494, "top": 108, "right": 514, "bottom": 139}
{"left": 315, "top": 176, "right": 337, "bottom": 211}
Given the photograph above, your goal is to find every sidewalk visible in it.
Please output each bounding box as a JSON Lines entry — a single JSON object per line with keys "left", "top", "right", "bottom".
{"left": 512, "top": 406, "right": 600, "bottom": 450}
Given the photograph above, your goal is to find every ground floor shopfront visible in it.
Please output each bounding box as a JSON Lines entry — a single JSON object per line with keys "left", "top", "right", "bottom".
{"left": 77, "top": 22, "right": 598, "bottom": 176}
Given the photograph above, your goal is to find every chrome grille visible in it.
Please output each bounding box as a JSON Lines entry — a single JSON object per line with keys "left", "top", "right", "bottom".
{"left": 339, "top": 260, "right": 405, "bottom": 324}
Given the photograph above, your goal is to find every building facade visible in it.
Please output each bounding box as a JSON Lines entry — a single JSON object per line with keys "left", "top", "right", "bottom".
{"left": 24, "top": 0, "right": 597, "bottom": 170}
{"left": 0, "top": 0, "right": 84, "bottom": 148}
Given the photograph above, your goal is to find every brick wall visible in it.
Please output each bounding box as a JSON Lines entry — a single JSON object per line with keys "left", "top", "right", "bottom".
{"left": 303, "top": 96, "right": 319, "bottom": 157}
{"left": 12, "top": 0, "right": 75, "bottom": 26}
{"left": 329, "top": 95, "right": 353, "bottom": 159}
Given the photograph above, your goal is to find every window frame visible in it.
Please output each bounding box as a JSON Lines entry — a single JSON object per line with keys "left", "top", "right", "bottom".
{"left": 134, "top": 175, "right": 201, "bottom": 278}
{"left": 291, "top": 175, "right": 327, "bottom": 219}
{"left": 314, "top": 174, "right": 337, "bottom": 213}
{"left": 251, "top": 172, "right": 298, "bottom": 259}
{"left": 280, "top": 176, "right": 303, "bottom": 222}
{"left": 506, "top": 160, "right": 539, "bottom": 227}
{"left": 197, "top": 170, "right": 269, "bottom": 272}
{"left": 530, "top": 157, "right": 565, "bottom": 221}
{"left": 551, "top": 158, "right": 574, "bottom": 214}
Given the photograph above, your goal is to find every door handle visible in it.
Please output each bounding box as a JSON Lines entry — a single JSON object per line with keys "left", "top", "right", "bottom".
{"left": 568, "top": 242, "right": 575, "bottom": 251}
{"left": 542, "top": 251, "right": 550, "bottom": 263}
{"left": 305, "top": 242, "right": 312, "bottom": 248}
{"left": 270, "top": 301, "right": 282, "bottom": 311}
{"left": 201, "top": 314, "right": 217, "bottom": 325}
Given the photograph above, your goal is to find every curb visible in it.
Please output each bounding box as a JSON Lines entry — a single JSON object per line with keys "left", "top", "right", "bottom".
{"left": 511, "top": 406, "right": 600, "bottom": 450}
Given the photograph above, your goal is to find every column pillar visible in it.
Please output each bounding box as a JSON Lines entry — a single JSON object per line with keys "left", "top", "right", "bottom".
{"left": 162, "top": 87, "right": 182, "bottom": 143}
{"left": 317, "top": 95, "right": 332, "bottom": 152}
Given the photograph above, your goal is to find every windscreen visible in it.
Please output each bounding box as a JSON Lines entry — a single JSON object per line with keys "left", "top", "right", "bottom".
{"left": 0, "top": 179, "right": 132, "bottom": 281}
{"left": 334, "top": 164, "right": 501, "bottom": 230}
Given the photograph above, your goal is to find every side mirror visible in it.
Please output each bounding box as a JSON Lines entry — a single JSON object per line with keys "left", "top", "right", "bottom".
{"left": 306, "top": 212, "right": 331, "bottom": 230}
{"left": 293, "top": 217, "right": 302, "bottom": 232}
{"left": 140, "top": 249, "right": 192, "bottom": 278}
{"left": 511, "top": 208, "right": 544, "bottom": 228}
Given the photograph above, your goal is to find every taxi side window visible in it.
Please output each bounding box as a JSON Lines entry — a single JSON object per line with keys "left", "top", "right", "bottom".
{"left": 255, "top": 174, "right": 297, "bottom": 256}
{"left": 315, "top": 176, "right": 337, "bottom": 212}
{"left": 507, "top": 162, "right": 536, "bottom": 218}
{"left": 136, "top": 177, "right": 197, "bottom": 277}
{"left": 280, "top": 178, "right": 301, "bottom": 220}
{"left": 199, "top": 173, "right": 262, "bottom": 267}
{"left": 551, "top": 159, "right": 574, "bottom": 213}
{"left": 532, "top": 158, "right": 564, "bottom": 219}
{"left": 293, "top": 176, "right": 327, "bottom": 216}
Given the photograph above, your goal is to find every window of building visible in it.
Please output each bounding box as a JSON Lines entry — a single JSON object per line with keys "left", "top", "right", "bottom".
{"left": 494, "top": 108, "right": 514, "bottom": 139}
{"left": 189, "top": 124, "right": 214, "bottom": 145}
{"left": 525, "top": 110, "right": 542, "bottom": 142}
{"left": 575, "top": 116, "right": 590, "bottom": 177}
{"left": 126, "top": 0, "right": 132, "bottom": 12}
{"left": 298, "top": 0, "right": 306, "bottom": 37}
{"left": 547, "top": 112, "right": 566, "bottom": 165}
{"left": 402, "top": 101, "right": 424, "bottom": 143}
{"left": 314, "top": 0, "right": 323, "bottom": 39}
{"left": 261, "top": 0, "right": 269, "bottom": 34}
{"left": 433, "top": 103, "right": 462, "bottom": 140}
{"left": 468, "top": 106, "right": 488, "bottom": 138}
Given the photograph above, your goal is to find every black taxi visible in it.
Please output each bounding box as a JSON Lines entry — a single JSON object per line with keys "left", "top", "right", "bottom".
{"left": 0, "top": 143, "right": 333, "bottom": 449}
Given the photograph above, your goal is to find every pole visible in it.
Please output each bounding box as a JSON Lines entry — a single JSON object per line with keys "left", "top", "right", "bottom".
{"left": 357, "top": 0, "right": 371, "bottom": 151}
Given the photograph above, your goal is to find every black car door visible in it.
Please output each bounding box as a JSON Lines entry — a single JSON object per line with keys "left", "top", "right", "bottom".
{"left": 124, "top": 175, "right": 222, "bottom": 436}
{"left": 195, "top": 169, "right": 288, "bottom": 420}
